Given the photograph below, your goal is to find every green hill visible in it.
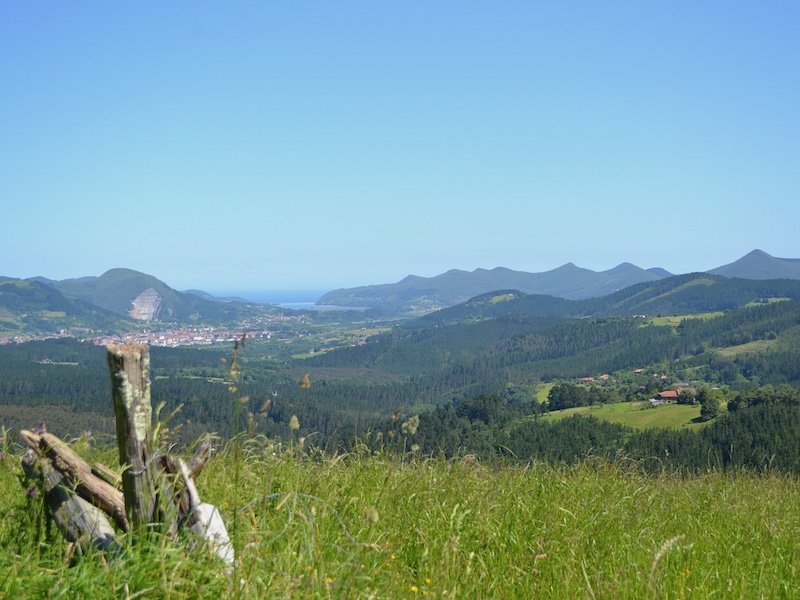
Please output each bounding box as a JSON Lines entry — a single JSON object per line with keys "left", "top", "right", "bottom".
{"left": 0, "top": 278, "right": 126, "bottom": 335}
{"left": 303, "top": 288, "right": 800, "bottom": 407}
{"left": 47, "top": 268, "right": 253, "bottom": 323}
{"left": 709, "top": 249, "right": 800, "bottom": 280}
{"left": 318, "top": 262, "right": 669, "bottom": 312}
{"left": 317, "top": 250, "right": 800, "bottom": 314}
{"left": 407, "top": 273, "right": 800, "bottom": 327}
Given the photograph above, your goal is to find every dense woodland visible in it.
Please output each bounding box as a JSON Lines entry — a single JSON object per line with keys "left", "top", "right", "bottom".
{"left": 360, "top": 386, "right": 800, "bottom": 473}
{"left": 2, "top": 286, "right": 800, "bottom": 473}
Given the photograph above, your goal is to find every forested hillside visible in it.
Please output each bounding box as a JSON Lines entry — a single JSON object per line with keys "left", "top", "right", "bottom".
{"left": 2, "top": 295, "right": 800, "bottom": 453}
{"left": 0, "top": 278, "right": 126, "bottom": 335}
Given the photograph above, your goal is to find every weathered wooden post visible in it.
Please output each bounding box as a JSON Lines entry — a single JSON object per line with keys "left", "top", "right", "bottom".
{"left": 107, "top": 343, "right": 159, "bottom": 529}
{"left": 18, "top": 342, "right": 233, "bottom": 570}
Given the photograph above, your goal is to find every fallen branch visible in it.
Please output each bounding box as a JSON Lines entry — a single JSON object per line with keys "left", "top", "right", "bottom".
{"left": 22, "top": 450, "right": 119, "bottom": 553}
{"left": 20, "top": 430, "right": 129, "bottom": 532}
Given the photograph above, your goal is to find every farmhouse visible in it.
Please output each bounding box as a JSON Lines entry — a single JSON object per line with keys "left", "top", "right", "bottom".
{"left": 648, "top": 389, "right": 681, "bottom": 407}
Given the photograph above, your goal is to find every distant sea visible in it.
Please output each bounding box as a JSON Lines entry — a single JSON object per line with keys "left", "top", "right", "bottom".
{"left": 209, "top": 290, "right": 349, "bottom": 311}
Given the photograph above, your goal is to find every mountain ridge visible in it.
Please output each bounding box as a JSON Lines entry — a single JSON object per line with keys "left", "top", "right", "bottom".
{"left": 23, "top": 268, "right": 257, "bottom": 325}
{"left": 317, "top": 250, "right": 799, "bottom": 313}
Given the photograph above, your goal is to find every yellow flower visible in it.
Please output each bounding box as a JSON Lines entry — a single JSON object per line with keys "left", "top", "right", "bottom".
{"left": 410, "top": 585, "right": 419, "bottom": 593}
{"left": 424, "top": 577, "right": 432, "bottom": 585}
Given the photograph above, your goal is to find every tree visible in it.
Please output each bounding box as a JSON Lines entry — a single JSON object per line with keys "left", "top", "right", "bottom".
{"left": 547, "top": 383, "right": 589, "bottom": 411}
{"left": 699, "top": 393, "right": 720, "bottom": 421}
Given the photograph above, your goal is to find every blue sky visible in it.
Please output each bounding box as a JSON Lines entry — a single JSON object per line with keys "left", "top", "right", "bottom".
{"left": 2, "top": 1, "right": 798, "bottom": 293}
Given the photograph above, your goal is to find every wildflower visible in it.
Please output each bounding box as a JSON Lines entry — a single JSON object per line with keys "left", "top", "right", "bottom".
{"left": 410, "top": 585, "right": 419, "bottom": 593}
{"left": 401, "top": 415, "right": 420, "bottom": 435}
{"left": 289, "top": 415, "right": 300, "bottom": 432}
{"left": 299, "top": 373, "right": 311, "bottom": 389}
{"left": 364, "top": 506, "right": 379, "bottom": 523}
{"left": 424, "top": 577, "right": 432, "bottom": 585}
{"left": 33, "top": 421, "right": 46, "bottom": 434}
{"left": 27, "top": 485, "right": 38, "bottom": 498}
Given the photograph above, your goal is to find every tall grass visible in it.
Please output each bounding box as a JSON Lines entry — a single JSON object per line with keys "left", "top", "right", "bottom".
{"left": 1, "top": 444, "right": 799, "bottom": 598}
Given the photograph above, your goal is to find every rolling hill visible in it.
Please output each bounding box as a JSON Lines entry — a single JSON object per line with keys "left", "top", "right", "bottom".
{"left": 1, "top": 269, "right": 271, "bottom": 333}
{"left": 303, "top": 275, "right": 800, "bottom": 403}
{"left": 408, "top": 273, "right": 800, "bottom": 328}
{"left": 40, "top": 268, "right": 254, "bottom": 323}
{"left": 318, "top": 262, "right": 671, "bottom": 313}
{"left": 0, "top": 278, "right": 126, "bottom": 335}
{"left": 709, "top": 249, "right": 800, "bottom": 280}
{"left": 318, "top": 250, "right": 800, "bottom": 314}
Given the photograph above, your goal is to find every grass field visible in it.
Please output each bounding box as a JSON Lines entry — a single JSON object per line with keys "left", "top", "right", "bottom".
{"left": 535, "top": 382, "right": 555, "bottom": 404}
{"left": 716, "top": 339, "right": 779, "bottom": 357}
{"left": 1, "top": 443, "right": 799, "bottom": 598}
{"left": 644, "top": 312, "right": 724, "bottom": 327}
{"left": 541, "top": 401, "right": 708, "bottom": 430}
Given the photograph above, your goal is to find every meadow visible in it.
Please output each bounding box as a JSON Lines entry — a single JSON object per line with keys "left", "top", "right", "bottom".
{"left": 2, "top": 441, "right": 799, "bottom": 599}
{"left": 541, "top": 401, "right": 707, "bottom": 430}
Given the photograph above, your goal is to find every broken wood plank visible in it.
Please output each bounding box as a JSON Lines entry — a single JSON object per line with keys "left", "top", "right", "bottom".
{"left": 178, "top": 458, "right": 234, "bottom": 570}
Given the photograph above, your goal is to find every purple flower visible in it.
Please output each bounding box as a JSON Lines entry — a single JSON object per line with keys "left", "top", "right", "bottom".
{"left": 27, "top": 486, "right": 38, "bottom": 498}
{"left": 33, "top": 421, "right": 46, "bottom": 435}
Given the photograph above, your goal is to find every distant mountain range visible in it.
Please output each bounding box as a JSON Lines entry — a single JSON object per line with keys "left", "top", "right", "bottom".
{"left": 2, "top": 249, "right": 798, "bottom": 336}
{"left": 318, "top": 249, "right": 800, "bottom": 313}
{"left": 0, "top": 269, "right": 266, "bottom": 336}
{"left": 708, "top": 249, "right": 800, "bottom": 280}
{"left": 409, "top": 273, "right": 800, "bottom": 329}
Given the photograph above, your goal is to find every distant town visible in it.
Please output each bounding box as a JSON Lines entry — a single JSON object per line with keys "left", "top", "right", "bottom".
{"left": 0, "top": 312, "right": 307, "bottom": 348}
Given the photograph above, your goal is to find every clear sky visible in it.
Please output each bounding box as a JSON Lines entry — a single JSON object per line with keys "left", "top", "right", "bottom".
{"left": 2, "top": 1, "right": 798, "bottom": 293}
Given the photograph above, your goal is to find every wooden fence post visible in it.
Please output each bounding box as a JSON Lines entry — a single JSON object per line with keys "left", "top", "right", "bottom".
{"left": 107, "top": 343, "right": 158, "bottom": 529}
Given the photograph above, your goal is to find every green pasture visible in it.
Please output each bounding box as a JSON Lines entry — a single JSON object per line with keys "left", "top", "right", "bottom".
{"left": 542, "top": 401, "right": 708, "bottom": 429}
{"left": 716, "top": 339, "right": 779, "bottom": 357}
{"left": 644, "top": 312, "right": 724, "bottom": 327}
